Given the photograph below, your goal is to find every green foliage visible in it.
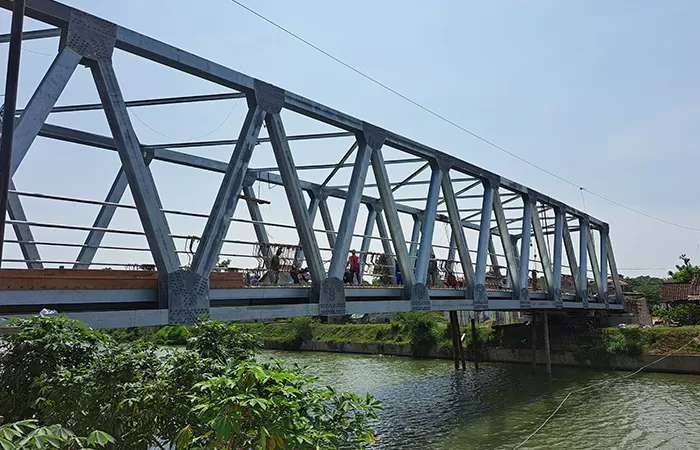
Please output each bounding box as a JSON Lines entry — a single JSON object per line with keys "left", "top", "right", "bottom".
{"left": 668, "top": 254, "right": 700, "bottom": 283}
{"left": 1, "top": 316, "right": 379, "bottom": 450}
{"left": 394, "top": 312, "right": 439, "bottom": 357}
{"left": 0, "top": 419, "right": 113, "bottom": 450}
{"left": 186, "top": 320, "right": 259, "bottom": 363}
{"left": 625, "top": 275, "right": 663, "bottom": 305}
{"left": 153, "top": 325, "right": 191, "bottom": 346}
{"left": 657, "top": 304, "right": 700, "bottom": 326}
{"left": 0, "top": 315, "right": 108, "bottom": 421}
{"left": 176, "top": 361, "right": 380, "bottom": 450}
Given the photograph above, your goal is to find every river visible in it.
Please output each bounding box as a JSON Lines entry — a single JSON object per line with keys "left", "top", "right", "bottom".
{"left": 264, "top": 350, "right": 700, "bottom": 449}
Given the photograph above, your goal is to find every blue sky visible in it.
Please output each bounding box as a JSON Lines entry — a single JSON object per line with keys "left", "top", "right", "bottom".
{"left": 2, "top": 0, "right": 699, "bottom": 277}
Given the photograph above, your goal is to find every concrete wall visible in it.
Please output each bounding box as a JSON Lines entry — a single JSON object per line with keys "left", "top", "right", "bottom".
{"left": 266, "top": 340, "right": 700, "bottom": 375}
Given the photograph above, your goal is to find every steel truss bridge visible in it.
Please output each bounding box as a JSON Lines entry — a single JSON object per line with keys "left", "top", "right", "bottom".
{"left": 0, "top": 0, "right": 625, "bottom": 328}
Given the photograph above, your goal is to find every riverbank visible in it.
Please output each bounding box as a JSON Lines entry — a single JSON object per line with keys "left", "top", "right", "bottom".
{"left": 109, "top": 313, "right": 700, "bottom": 374}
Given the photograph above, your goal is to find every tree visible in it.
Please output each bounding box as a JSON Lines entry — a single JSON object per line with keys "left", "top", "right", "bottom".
{"left": 668, "top": 254, "right": 700, "bottom": 284}
{"left": 1, "top": 316, "right": 380, "bottom": 450}
{"left": 625, "top": 275, "right": 663, "bottom": 305}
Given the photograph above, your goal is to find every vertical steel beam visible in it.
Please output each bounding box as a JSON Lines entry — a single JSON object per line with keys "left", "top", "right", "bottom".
{"left": 493, "top": 191, "right": 519, "bottom": 290}
{"left": 586, "top": 228, "right": 602, "bottom": 300}
{"left": 318, "top": 197, "right": 336, "bottom": 249}
{"left": 191, "top": 103, "right": 265, "bottom": 276}
{"left": 265, "top": 112, "right": 325, "bottom": 284}
{"left": 370, "top": 139, "right": 415, "bottom": 288}
{"left": 415, "top": 163, "right": 443, "bottom": 284}
{"left": 562, "top": 220, "right": 580, "bottom": 295}
{"left": 531, "top": 201, "right": 554, "bottom": 296}
{"left": 607, "top": 237, "right": 624, "bottom": 304}
{"left": 578, "top": 217, "right": 590, "bottom": 306}
{"left": 551, "top": 207, "right": 564, "bottom": 306}
{"left": 91, "top": 60, "right": 180, "bottom": 274}
{"left": 599, "top": 228, "right": 609, "bottom": 305}
{"left": 517, "top": 195, "right": 534, "bottom": 306}
{"left": 474, "top": 179, "right": 495, "bottom": 305}
{"left": 359, "top": 205, "right": 376, "bottom": 279}
{"left": 327, "top": 141, "right": 371, "bottom": 279}
{"left": 441, "top": 170, "right": 475, "bottom": 295}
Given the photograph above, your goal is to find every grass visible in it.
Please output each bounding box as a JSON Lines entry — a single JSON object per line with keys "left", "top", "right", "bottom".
{"left": 107, "top": 318, "right": 700, "bottom": 361}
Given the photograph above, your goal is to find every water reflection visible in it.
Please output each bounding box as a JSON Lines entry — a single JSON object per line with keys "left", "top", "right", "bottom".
{"left": 264, "top": 351, "right": 700, "bottom": 449}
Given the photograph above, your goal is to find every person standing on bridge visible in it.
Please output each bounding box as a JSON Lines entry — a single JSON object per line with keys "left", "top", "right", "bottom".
{"left": 346, "top": 250, "right": 361, "bottom": 285}
{"left": 270, "top": 248, "right": 282, "bottom": 285}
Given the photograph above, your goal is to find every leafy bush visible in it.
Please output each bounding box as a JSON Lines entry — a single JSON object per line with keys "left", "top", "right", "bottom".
{"left": 153, "top": 325, "right": 191, "bottom": 345}
{"left": 658, "top": 304, "right": 700, "bottom": 326}
{"left": 0, "top": 419, "right": 113, "bottom": 450}
{"left": 0, "top": 316, "right": 380, "bottom": 449}
{"left": 394, "top": 312, "right": 438, "bottom": 357}
{"left": 0, "top": 315, "right": 108, "bottom": 421}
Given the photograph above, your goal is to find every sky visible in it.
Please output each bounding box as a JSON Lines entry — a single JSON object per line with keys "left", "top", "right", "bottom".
{"left": 1, "top": 0, "right": 699, "bottom": 278}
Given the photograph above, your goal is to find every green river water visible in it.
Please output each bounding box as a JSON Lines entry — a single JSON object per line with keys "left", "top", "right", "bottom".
{"left": 265, "top": 350, "right": 700, "bottom": 450}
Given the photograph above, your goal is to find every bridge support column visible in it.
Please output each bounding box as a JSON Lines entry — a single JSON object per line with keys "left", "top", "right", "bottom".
{"left": 543, "top": 312, "right": 552, "bottom": 376}
{"left": 531, "top": 313, "right": 537, "bottom": 368}
{"left": 449, "top": 311, "right": 466, "bottom": 370}
{"left": 470, "top": 316, "right": 479, "bottom": 370}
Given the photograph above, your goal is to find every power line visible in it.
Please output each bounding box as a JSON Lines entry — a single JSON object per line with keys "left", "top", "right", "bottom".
{"left": 227, "top": 0, "right": 700, "bottom": 234}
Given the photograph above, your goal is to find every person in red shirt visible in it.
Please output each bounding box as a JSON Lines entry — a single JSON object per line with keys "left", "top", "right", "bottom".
{"left": 346, "top": 249, "right": 361, "bottom": 285}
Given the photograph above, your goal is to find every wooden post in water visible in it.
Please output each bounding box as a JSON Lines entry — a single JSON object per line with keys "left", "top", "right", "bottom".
{"left": 457, "top": 313, "right": 467, "bottom": 370}
{"left": 470, "top": 317, "right": 479, "bottom": 370}
{"left": 531, "top": 313, "right": 537, "bottom": 368}
{"left": 543, "top": 312, "right": 552, "bottom": 376}
{"left": 449, "top": 311, "right": 460, "bottom": 370}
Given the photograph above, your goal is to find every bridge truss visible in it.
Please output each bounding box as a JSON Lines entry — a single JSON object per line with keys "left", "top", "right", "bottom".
{"left": 0, "top": 0, "right": 624, "bottom": 328}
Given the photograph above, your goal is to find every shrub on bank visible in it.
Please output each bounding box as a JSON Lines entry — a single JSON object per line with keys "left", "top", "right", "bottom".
{"left": 0, "top": 316, "right": 381, "bottom": 450}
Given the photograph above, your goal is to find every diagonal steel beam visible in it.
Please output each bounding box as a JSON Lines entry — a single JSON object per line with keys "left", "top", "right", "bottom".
{"left": 91, "top": 59, "right": 180, "bottom": 274}
{"left": 493, "top": 190, "right": 519, "bottom": 290}
{"left": 327, "top": 140, "right": 371, "bottom": 281}
{"left": 318, "top": 197, "right": 336, "bottom": 249}
{"left": 243, "top": 185, "right": 271, "bottom": 259}
{"left": 370, "top": 139, "right": 415, "bottom": 288}
{"left": 531, "top": 201, "right": 554, "bottom": 296}
{"left": 191, "top": 103, "right": 265, "bottom": 276}
{"left": 320, "top": 141, "right": 357, "bottom": 188}
{"left": 578, "top": 217, "right": 590, "bottom": 305}
{"left": 7, "top": 180, "right": 42, "bottom": 268}
{"left": 551, "top": 207, "right": 564, "bottom": 306}
{"left": 391, "top": 162, "right": 429, "bottom": 193}
{"left": 441, "top": 170, "right": 475, "bottom": 293}
{"left": 359, "top": 206, "right": 376, "bottom": 279}
{"left": 265, "top": 111, "right": 325, "bottom": 284}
